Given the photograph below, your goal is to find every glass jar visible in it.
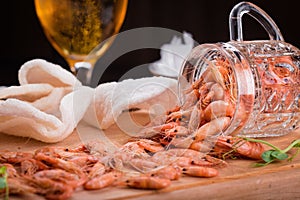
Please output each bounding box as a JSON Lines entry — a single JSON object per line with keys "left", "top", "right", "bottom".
{"left": 179, "top": 2, "right": 300, "bottom": 137}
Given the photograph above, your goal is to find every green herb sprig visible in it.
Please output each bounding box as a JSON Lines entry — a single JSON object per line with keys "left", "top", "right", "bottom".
{"left": 0, "top": 166, "right": 9, "bottom": 200}
{"left": 244, "top": 138, "right": 300, "bottom": 167}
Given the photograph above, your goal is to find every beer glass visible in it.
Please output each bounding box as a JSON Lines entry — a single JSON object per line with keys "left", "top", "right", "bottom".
{"left": 34, "top": 0, "right": 128, "bottom": 85}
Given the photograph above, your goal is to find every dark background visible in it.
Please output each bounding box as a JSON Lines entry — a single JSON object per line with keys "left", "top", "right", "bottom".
{"left": 1, "top": 0, "right": 299, "bottom": 86}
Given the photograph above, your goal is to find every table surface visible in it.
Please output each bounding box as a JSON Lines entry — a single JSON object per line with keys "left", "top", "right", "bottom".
{"left": 1, "top": 111, "right": 300, "bottom": 200}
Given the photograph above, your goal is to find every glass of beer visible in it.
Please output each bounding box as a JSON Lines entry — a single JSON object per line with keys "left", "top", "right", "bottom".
{"left": 34, "top": 0, "right": 128, "bottom": 85}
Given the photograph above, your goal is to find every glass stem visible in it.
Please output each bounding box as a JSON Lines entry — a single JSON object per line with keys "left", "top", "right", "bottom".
{"left": 74, "top": 61, "right": 93, "bottom": 86}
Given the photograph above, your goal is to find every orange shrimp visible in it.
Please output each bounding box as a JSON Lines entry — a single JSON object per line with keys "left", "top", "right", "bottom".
{"left": 34, "top": 152, "right": 88, "bottom": 184}
{"left": 0, "top": 151, "right": 33, "bottom": 164}
{"left": 28, "top": 177, "right": 74, "bottom": 200}
{"left": 1, "top": 163, "right": 19, "bottom": 178}
{"left": 84, "top": 171, "right": 121, "bottom": 190}
{"left": 166, "top": 109, "right": 193, "bottom": 124}
{"left": 189, "top": 140, "right": 213, "bottom": 152}
{"left": 210, "top": 83, "right": 224, "bottom": 100}
{"left": 67, "top": 155, "right": 98, "bottom": 168}
{"left": 129, "top": 158, "right": 159, "bottom": 172}
{"left": 150, "top": 165, "right": 181, "bottom": 180}
{"left": 137, "top": 139, "right": 164, "bottom": 153}
{"left": 126, "top": 176, "right": 171, "bottom": 190}
{"left": 173, "top": 156, "right": 193, "bottom": 167}
{"left": 203, "top": 155, "right": 228, "bottom": 168}
{"left": 202, "top": 100, "right": 234, "bottom": 121}
{"left": 88, "top": 161, "right": 106, "bottom": 178}
{"left": 214, "top": 136, "right": 265, "bottom": 160}
{"left": 168, "top": 136, "right": 194, "bottom": 149}
{"left": 181, "top": 89, "right": 199, "bottom": 110}
{"left": 166, "top": 126, "right": 190, "bottom": 137}
{"left": 20, "top": 159, "right": 49, "bottom": 176}
{"left": 194, "top": 117, "right": 231, "bottom": 142}
{"left": 182, "top": 166, "right": 218, "bottom": 178}
{"left": 6, "top": 178, "right": 37, "bottom": 194}
{"left": 160, "top": 122, "right": 179, "bottom": 131}
{"left": 33, "top": 169, "right": 85, "bottom": 188}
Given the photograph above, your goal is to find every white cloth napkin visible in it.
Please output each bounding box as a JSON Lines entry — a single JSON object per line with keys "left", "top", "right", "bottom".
{"left": 0, "top": 59, "right": 178, "bottom": 143}
{"left": 0, "top": 59, "right": 93, "bottom": 143}
{"left": 148, "top": 32, "right": 194, "bottom": 78}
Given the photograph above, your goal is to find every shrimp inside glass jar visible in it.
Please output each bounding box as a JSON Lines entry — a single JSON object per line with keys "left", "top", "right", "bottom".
{"left": 179, "top": 50, "right": 239, "bottom": 139}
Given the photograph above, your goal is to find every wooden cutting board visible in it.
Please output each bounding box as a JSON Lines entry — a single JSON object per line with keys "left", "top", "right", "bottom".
{"left": 1, "top": 110, "right": 300, "bottom": 200}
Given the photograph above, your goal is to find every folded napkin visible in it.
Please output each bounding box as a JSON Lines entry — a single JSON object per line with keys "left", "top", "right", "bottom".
{"left": 0, "top": 59, "right": 178, "bottom": 143}
{"left": 0, "top": 59, "right": 93, "bottom": 143}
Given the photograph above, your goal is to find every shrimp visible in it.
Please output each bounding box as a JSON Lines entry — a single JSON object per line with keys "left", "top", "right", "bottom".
{"left": 166, "top": 109, "right": 193, "bottom": 124}
{"left": 6, "top": 178, "right": 37, "bottom": 195}
{"left": 137, "top": 139, "right": 164, "bottom": 153}
{"left": 27, "top": 177, "right": 74, "bottom": 200}
{"left": 129, "top": 158, "right": 159, "bottom": 172}
{"left": 189, "top": 140, "right": 213, "bottom": 152}
{"left": 67, "top": 155, "right": 98, "bottom": 168}
{"left": 1, "top": 163, "right": 19, "bottom": 178}
{"left": 0, "top": 164, "right": 37, "bottom": 194}
{"left": 202, "top": 100, "right": 234, "bottom": 121}
{"left": 34, "top": 152, "right": 87, "bottom": 183}
{"left": 194, "top": 117, "right": 231, "bottom": 142}
{"left": 126, "top": 176, "right": 171, "bottom": 190}
{"left": 88, "top": 161, "right": 106, "bottom": 178}
{"left": 0, "top": 151, "right": 33, "bottom": 164}
{"left": 173, "top": 156, "right": 193, "bottom": 167}
{"left": 84, "top": 171, "right": 121, "bottom": 190}
{"left": 214, "top": 136, "right": 265, "bottom": 160}
{"left": 182, "top": 166, "right": 218, "bottom": 178}
{"left": 151, "top": 148, "right": 210, "bottom": 169}
{"left": 20, "top": 159, "right": 49, "bottom": 176}
{"left": 166, "top": 126, "right": 190, "bottom": 137}
{"left": 150, "top": 165, "right": 181, "bottom": 180}
{"left": 210, "top": 83, "right": 224, "bottom": 100}
{"left": 168, "top": 136, "right": 194, "bottom": 149}
{"left": 33, "top": 169, "right": 85, "bottom": 188}
{"left": 201, "top": 90, "right": 215, "bottom": 109}
{"left": 181, "top": 90, "right": 198, "bottom": 110}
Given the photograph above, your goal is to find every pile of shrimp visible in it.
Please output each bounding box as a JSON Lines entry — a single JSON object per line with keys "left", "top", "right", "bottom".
{"left": 0, "top": 135, "right": 264, "bottom": 200}
{"left": 0, "top": 58, "right": 265, "bottom": 200}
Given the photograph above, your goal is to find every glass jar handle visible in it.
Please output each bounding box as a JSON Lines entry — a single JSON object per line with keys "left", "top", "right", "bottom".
{"left": 229, "top": 1, "right": 284, "bottom": 41}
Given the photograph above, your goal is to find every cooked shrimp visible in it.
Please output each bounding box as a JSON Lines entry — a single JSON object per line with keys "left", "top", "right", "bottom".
{"left": 194, "top": 117, "right": 231, "bottom": 142}
{"left": 182, "top": 166, "right": 218, "bottom": 177}
{"left": 34, "top": 152, "right": 87, "bottom": 183}
{"left": 150, "top": 165, "right": 181, "bottom": 180}
{"left": 210, "top": 83, "right": 224, "bottom": 100}
{"left": 0, "top": 151, "right": 33, "bottom": 164}
{"left": 84, "top": 171, "right": 121, "bottom": 190}
{"left": 129, "top": 158, "right": 159, "bottom": 172}
{"left": 137, "top": 139, "right": 164, "bottom": 153}
{"left": 126, "top": 176, "right": 171, "bottom": 190}
{"left": 6, "top": 178, "right": 37, "bottom": 195}
{"left": 202, "top": 100, "right": 234, "bottom": 121}
{"left": 28, "top": 177, "right": 74, "bottom": 200}
{"left": 214, "top": 136, "right": 265, "bottom": 160}
{"left": 88, "top": 161, "right": 106, "bottom": 178}
{"left": 20, "top": 159, "right": 49, "bottom": 176}
{"left": 33, "top": 169, "right": 85, "bottom": 188}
